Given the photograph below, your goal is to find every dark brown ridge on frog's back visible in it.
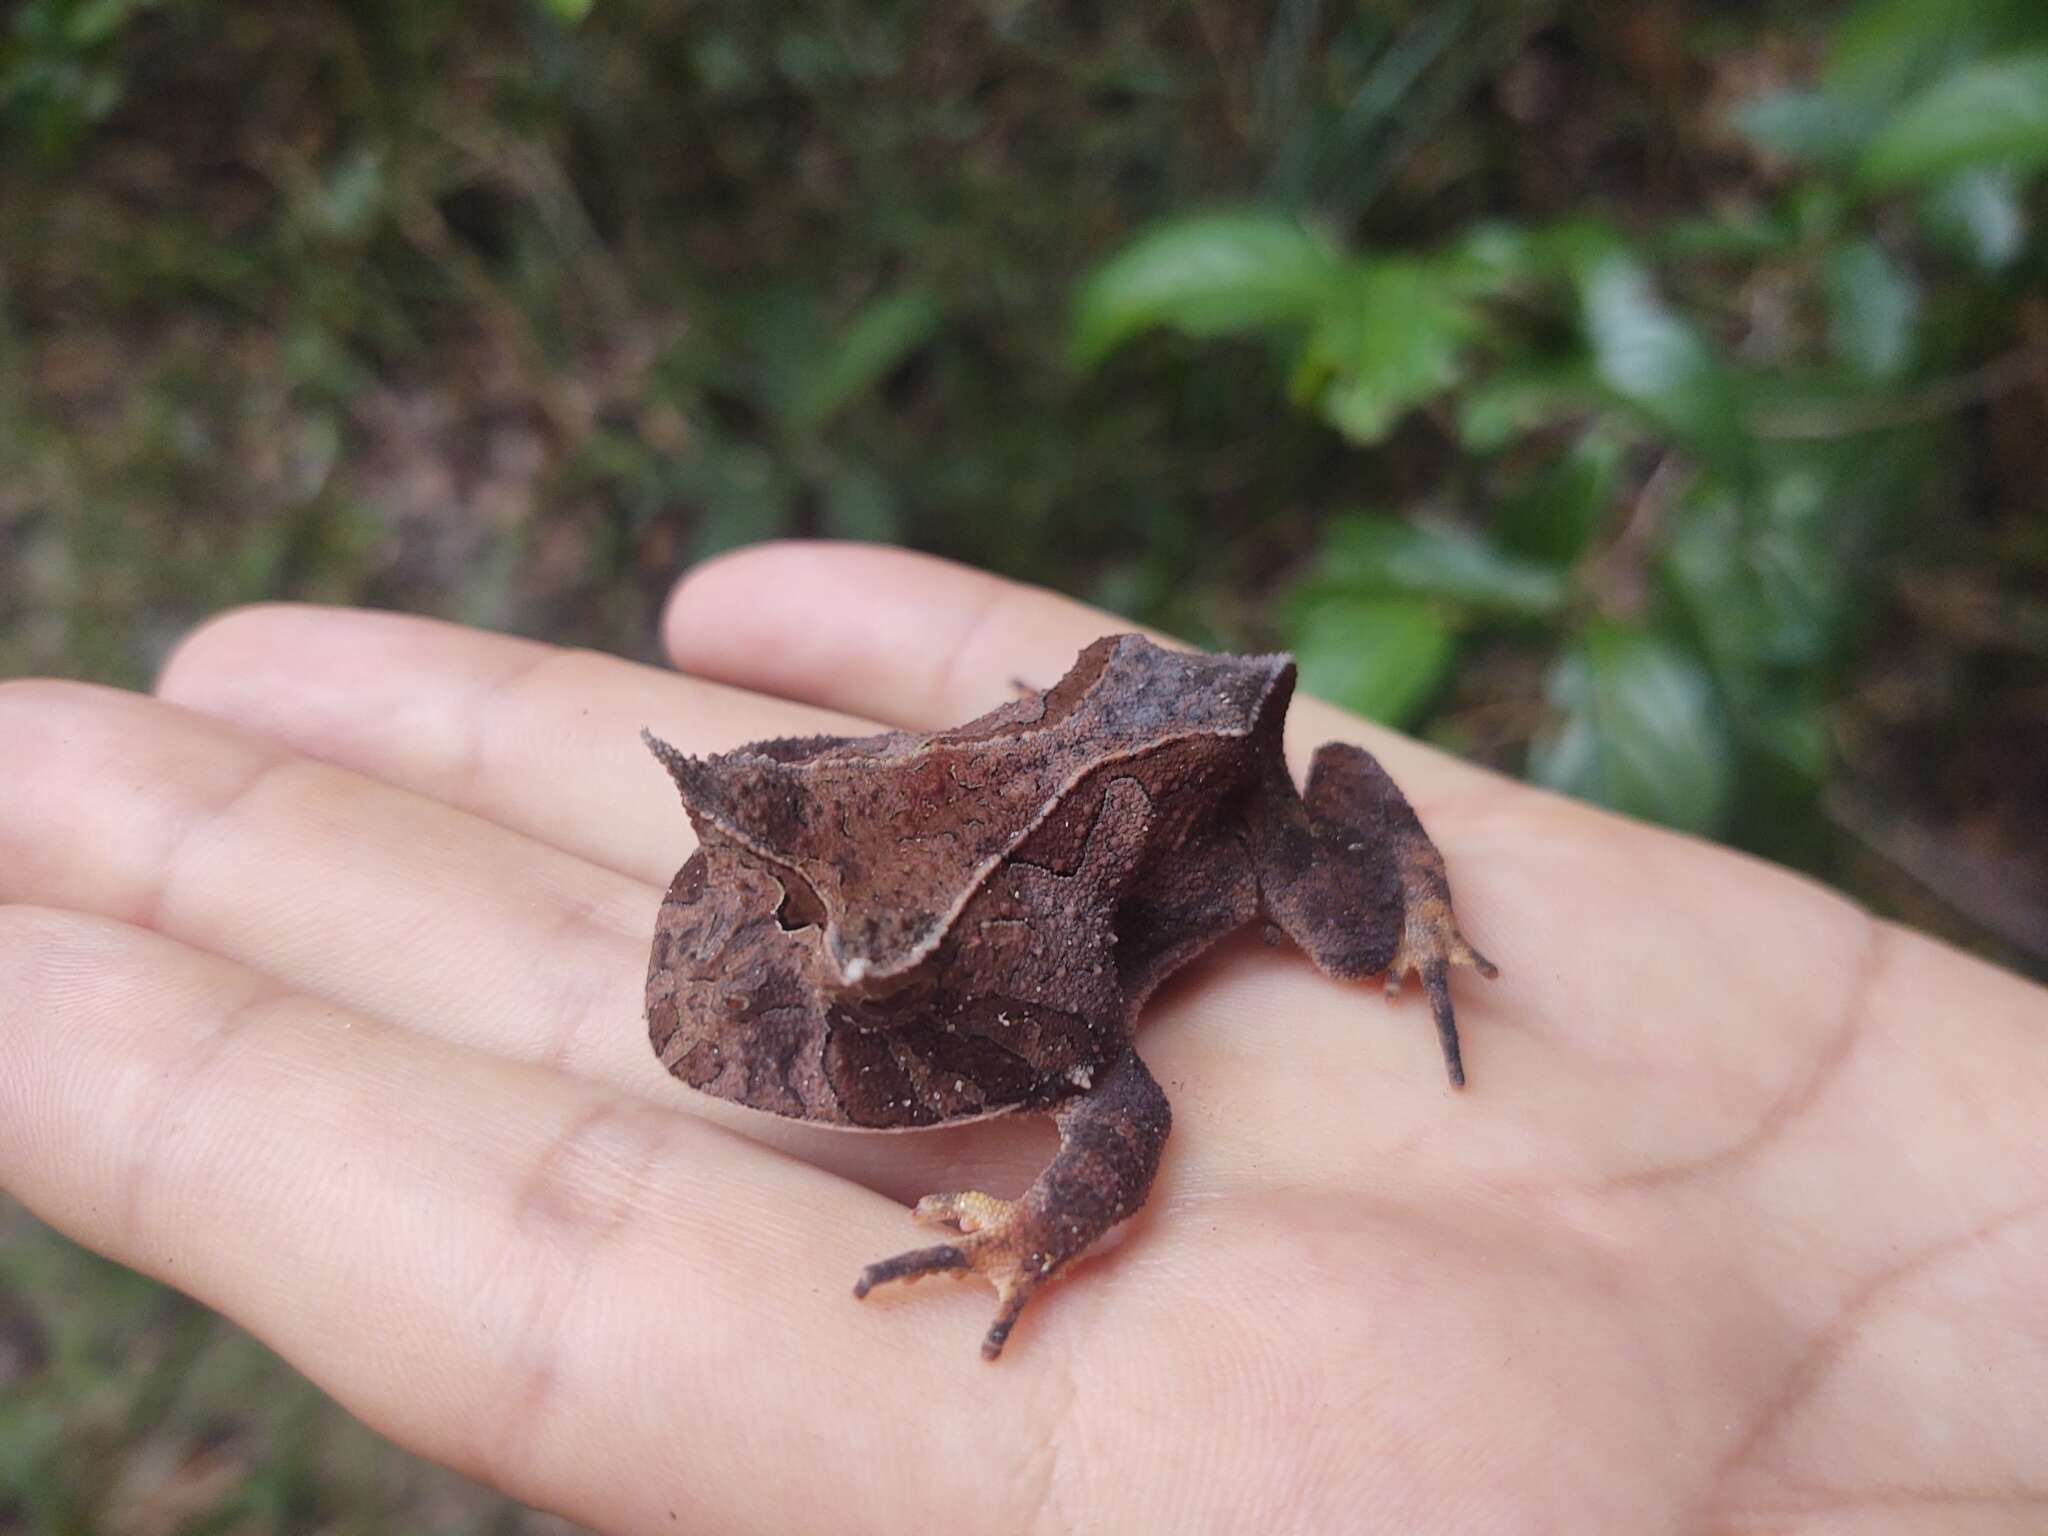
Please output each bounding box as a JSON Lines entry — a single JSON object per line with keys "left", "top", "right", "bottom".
{"left": 648, "top": 636, "right": 1293, "bottom": 988}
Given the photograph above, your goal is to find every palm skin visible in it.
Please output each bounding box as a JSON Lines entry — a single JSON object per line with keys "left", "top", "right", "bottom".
{"left": 1, "top": 542, "right": 2043, "bottom": 1534}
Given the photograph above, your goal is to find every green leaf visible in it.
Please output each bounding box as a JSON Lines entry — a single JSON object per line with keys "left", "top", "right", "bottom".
{"left": 1307, "top": 512, "right": 1568, "bottom": 618}
{"left": 1491, "top": 428, "right": 1624, "bottom": 567}
{"left": 1824, "top": 240, "right": 1919, "bottom": 379}
{"left": 1730, "top": 88, "right": 1881, "bottom": 163}
{"left": 1742, "top": 694, "right": 1831, "bottom": 785}
{"left": 795, "top": 288, "right": 942, "bottom": 427}
{"left": 1916, "top": 166, "right": 2028, "bottom": 268}
{"left": 1661, "top": 478, "right": 1840, "bottom": 681}
{"left": 539, "top": 0, "right": 595, "bottom": 23}
{"left": 1528, "top": 624, "right": 1734, "bottom": 834}
{"left": 1578, "top": 257, "right": 1747, "bottom": 477}
{"left": 1453, "top": 359, "right": 1603, "bottom": 451}
{"left": 1516, "top": 218, "right": 1632, "bottom": 280}
{"left": 1292, "top": 259, "right": 1477, "bottom": 444}
{"left": 1434, "top": 221, "right": 1547, "bottom": 294}
{"left": 1826, "top": 0, "right": 2048, "bottom": 100}
{"left": 1660, "top": 432, "right": 1933, "bottom": 686}
{"left": 1654, "top": 430, "right": 1937, "bottom": 843}
{"left": 1858, "top": 52, "right": 2048, "bottom": 189}
{"left": 1655, "top": 470, "right": 1848, "bottom": 859}
{"left": 1287, "top": 595, "right": 1458, "bottom": 728}
{"left": 314, "top": 147, "right": 385, "bottom": 240}
{"left": 1656, "top": 209, "right": 1800, "bottom": 260}
{"left": 1068, "top": 212, "right": 1342, "bottom": 368}
{"left": 65, "top": 0, "right": 144, "bottom": 47}
{"left": 1785, "top": 181, "right": 1852, "bottom": 243}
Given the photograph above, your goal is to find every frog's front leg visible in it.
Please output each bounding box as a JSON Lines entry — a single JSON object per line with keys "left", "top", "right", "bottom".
{"left": 1254, "top": 742, "right": 1496, "bottom": 1087}
{"left": 854, "top": 1048, "right": 1169, "bottom": 1361}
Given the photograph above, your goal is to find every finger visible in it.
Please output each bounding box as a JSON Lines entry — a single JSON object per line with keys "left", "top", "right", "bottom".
{"left": 661, "top": 540, "right": 1500, "bottom": 796}
{"left": 157, "top": 604, "right": 871, "bottom": 888}
{"left": 0, "top": 676, "right": 1555, "bottom": 1201}
{"left": 0, "top": 906, "right": 1067, "bottom": 1534}
{"left": 0, "top": 679, "right": 1048, "bottom": 1199}
{"left": 664, "top": 540, "right": 1108, "bottom": 729}
{"left": 133, "top": 568, "right": 1872, "bottom": 1190}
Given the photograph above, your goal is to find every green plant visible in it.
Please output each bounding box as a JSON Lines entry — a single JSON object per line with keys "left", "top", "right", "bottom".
{"left": 0, "top": 0, "right": 169, "bottom": 161}
{"left": 562, "top": 282, "right": 943, "bottom": 560}
{"left": 1071, "top": 0, "right": 2048, "bottom": 860}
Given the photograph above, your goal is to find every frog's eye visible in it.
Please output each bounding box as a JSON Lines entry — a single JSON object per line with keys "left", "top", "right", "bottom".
{"left": 774, "top": 868, "right": 828, "bottom": 932}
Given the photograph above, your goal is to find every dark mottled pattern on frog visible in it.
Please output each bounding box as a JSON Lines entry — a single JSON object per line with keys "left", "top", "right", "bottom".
{"left": 644, "top": 632, "right": 1495, "bottom": 1354}
{"left": 652, "top": 634, "right": 1289, "bottom": 986}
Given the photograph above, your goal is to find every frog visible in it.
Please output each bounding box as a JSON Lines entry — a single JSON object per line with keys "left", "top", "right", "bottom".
{"left": 642, "top": 633, "right": 1496, "bottom": 1359}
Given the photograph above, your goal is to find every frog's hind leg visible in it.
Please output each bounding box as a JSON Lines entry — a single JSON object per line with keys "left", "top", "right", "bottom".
{"left": 1255, "top": 743, "right": 1496, "bottom": 1087}
{"left": 853, "top": 1049, "right": 1170, "bottom": 1361}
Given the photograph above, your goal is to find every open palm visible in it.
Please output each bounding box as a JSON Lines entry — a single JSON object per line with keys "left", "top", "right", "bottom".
{"left": 3, "top": 543, "right": 2043, "bottom": 1533}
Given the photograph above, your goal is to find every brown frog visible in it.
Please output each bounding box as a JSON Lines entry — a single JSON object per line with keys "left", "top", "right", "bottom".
{"left": 643, "top": 634, "right": 1496, "bottom": 1359}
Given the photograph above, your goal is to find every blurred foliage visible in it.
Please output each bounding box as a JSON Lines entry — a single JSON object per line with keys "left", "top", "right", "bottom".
{"left": 3, "top": 0, "right": 2048, "bottom": 1526}
{"left": 1074, "top": 0, "right": 2048, "bottom": 858}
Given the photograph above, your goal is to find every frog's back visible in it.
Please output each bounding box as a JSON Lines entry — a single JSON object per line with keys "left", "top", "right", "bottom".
{"left": 643, "top": 635, "right": 1294, "bottom": 1131}
{"left": 661, "top": 635, "right": 1291, "bottom": 987}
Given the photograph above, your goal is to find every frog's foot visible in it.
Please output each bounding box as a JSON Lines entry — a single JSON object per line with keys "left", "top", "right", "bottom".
{"left": 1382, "top": 842, "right": 1498, "bottom": 1089}
{"left": 853, "top": 1050, "right": 1171, "bottom": 1361}
{"left": 1255, "top": 742, "right": 1499, "bottom": 1089}
{"left": 854, "top": 1191, "right": 1049, "bottom": 1360}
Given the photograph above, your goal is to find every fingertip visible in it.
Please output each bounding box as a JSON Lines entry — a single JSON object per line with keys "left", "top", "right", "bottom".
{"left": 0, "top": 903, "right": 118, "bottom": 1021}
{"left": 660, "top": 542, "right": 1496, "bottom": 802}
{"left": 661, "top": 539, "right": 1108, "bottom": 728}
{"left": 661, "top": 540, "right": 935, "bottom": 674}
{"left": 658, "top": 539, "right": 796, "bottom": 664}
{"left": 156, "top": 601, "right": 324, "bottom": 702}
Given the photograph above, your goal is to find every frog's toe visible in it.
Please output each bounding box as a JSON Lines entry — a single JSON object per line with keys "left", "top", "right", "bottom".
{"left": 853, "top": 1191, "right": 1048, "bottom": 1360}
{"left": 1384, "top": 895, "right": 1497, "bottom": 1088}
{"left": 1384, "top": 912, "right": 1496, "bottom": 999}
{"left": 853, "top": 1051, "right": 1169, "bottom": 1361}
{"left": 852, "top": 1238, "right": 973, "bottom": 1297}
{"left": 911, "top": 1189, "right": 1010, "bottom": 1234}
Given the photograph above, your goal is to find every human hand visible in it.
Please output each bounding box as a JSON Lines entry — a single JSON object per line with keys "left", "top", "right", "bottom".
{"left": 3, "top": 542, "right": 2044, "bottom": 1532}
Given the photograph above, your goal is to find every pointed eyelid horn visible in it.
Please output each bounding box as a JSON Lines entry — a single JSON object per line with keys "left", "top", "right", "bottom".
{"left": 642, "top": 728, "right": 700, "bottom": 799}
{"left": 641, "top": 728, "right": 810, "bottom": 844}
{"left": 642, "top": 728, "right": 760, "bottom": 818}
